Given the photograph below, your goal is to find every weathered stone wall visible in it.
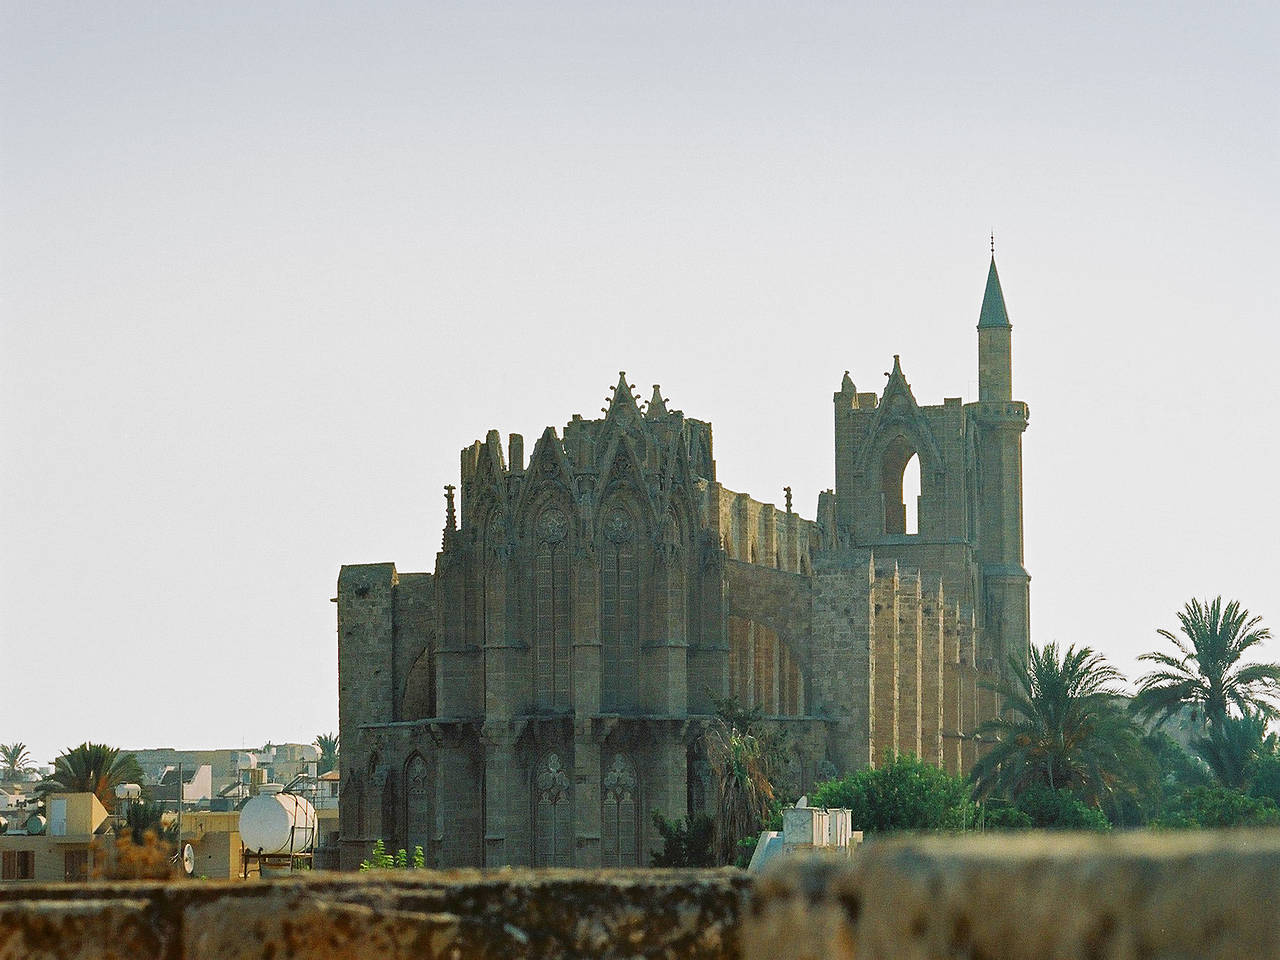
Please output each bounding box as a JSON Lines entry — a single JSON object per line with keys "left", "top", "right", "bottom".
{"left": 10, "top": 833, "right": 1280, "bottom": 959}
{"left": 0, "top": 868, "right": 748, "bottom": 960}
{"left": 745, "top": 830, "right": 1280, "bottom": 960}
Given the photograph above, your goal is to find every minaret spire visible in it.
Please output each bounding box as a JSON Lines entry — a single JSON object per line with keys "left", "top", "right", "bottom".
{"left": 978, "top": 256, "right": 1010, "bottom": 329}
{"left": 977, "top": 248, "right": 1013, "bottom": 401}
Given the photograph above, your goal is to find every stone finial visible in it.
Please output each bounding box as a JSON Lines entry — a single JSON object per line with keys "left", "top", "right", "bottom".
{"left": 784, "top": 486, "right": 793, "bottom": 514}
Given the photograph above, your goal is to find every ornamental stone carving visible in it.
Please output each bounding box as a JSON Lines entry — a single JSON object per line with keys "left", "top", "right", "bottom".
{"left": 604, "top": 510, "right": 633, "bottom": 544}
{"left": 603, "top": 754, "right": 636, "bottom": 802}
{"left": 539, "top": 509, "right": 568, "bottom": 544}
{"left": 537, "top": 753, "right": 571, "bottom": 805}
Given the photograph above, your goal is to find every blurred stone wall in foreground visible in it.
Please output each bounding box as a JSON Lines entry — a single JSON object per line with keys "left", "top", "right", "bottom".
{"left": 6, "top": 831, "right": 1280, "bottom": 959}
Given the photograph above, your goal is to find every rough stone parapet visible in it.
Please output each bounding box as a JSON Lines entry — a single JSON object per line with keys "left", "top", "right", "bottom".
{"left": 745, "top": 830, "right": 1280, "bottom": 960}
{"left": 10, "top": 832, "right": 1280, "bottom": 958}
{"left": 0, "top": 868, "right": 749, "bottom": 960}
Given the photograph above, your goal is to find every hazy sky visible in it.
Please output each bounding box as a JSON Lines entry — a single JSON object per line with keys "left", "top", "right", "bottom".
{"left": 2, "top": 2, "right": 1277, "bottom": 766}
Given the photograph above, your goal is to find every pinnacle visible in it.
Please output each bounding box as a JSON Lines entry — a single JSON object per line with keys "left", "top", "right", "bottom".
{"left": 646, "top": 384, "right": 669, "bottom": 419}
{"left": 606, "top": 371, "right": 641, "bottom": 420}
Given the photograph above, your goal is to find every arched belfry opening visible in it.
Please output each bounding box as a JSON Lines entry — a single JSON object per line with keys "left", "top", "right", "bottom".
{"left": 881, "top": 434, "right": 921, "bottom": 535}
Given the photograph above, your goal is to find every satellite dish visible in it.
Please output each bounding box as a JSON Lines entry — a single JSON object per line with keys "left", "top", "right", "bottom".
{"left": 182, "top": 843, "right": 195, "bottom": 876}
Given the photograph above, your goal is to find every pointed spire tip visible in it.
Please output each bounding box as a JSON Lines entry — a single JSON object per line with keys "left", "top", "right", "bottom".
{"left": 978, "top": 256, "right": 1011, "bottom": 329}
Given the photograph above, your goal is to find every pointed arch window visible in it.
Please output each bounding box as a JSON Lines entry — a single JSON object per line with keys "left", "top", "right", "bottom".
{"left": 601, "top": 754, "right": 639, "bottom": 867}
{"left": 903, "top": 453, "right": 920, "bottom": 535}
{"left": 881, "top": 435, "right": 921, "bottom": 535}
{"left": 483, "top": 514, "right": 507, "bottom": 652}
{"left": 601, "top": 508, "right": 640, "bottom": 710}
{"left": 534, "top": 508, "right": 571, "bottom": 709}
{"left": 381, "top": 769, "right": 400, "bottom": 849}
{"left": 533, "top": 752, "right": 572, "bottom": 866}
{"left": 404, "top": 755, "right": 432, "bottom": 862}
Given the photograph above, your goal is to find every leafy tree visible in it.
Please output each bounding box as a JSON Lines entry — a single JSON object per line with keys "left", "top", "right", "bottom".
{"left": 1145, "top": 731, "right": 1211, "bottom": 792}
{"left": 41, "top": 742, "right": 144, "bottom": 813}
{"left": 1156, "top": 786, "right": 1280, "bottom": 828}
{"left": 811, "top": 753, "right": 975, "bottom": 833}
{"left": 1248, "top": 749, "right": 1280, "bottom": 807}
{"left": 971, "top": 643, "right": 1147, "bottom": 812}
{"left": 1191, "top": 709, "right": 1276, "bottom": 790}
{"left": 1132, "top": 597, "right": 1280, "bottom": 729}
{"left": 1115, "top": 730, "right": 1212, "bottom": 824}
{"left": 650, "top": 812, "right": 715, "bottom": 867}
{"left": 314, "top": 732, "right": 339, "bottom": 775}
{"left": 0, "top": 742, "right": 34, "bottom": 780}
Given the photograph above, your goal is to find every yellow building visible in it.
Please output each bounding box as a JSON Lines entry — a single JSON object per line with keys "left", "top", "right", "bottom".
{"left": 0, "top": 793, "right": 110, "bottom": 883}
{"left": 181, "top": 809, "right": 244, "bottom": 880}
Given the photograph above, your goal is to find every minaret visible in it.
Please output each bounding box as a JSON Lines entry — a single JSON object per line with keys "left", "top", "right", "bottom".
{"left": 971, "top": 248, "right": 1030, "bottom": 666}
{"left": 977, "top": 254, "right": 1012, "bottom": 401}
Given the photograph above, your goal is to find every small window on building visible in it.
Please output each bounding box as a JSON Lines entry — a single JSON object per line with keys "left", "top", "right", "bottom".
{"left": 64, "top": 849, "right": 88, "bottom": 882}
{"left": 2, "top": 850, "right": 35, "bottom": 881}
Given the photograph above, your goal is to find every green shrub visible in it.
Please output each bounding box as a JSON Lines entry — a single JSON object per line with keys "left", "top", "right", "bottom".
{"left": 1009, "top": 785, "right": 1110, "bottom": 831}
{"left": 359, "top": 839, "right": 427, "bottom": 871}
{"left": 811, "top": 754, "right": 975, "bottom": 834}
{"left": 650, "top": 812, "right": 715, "bottom": 867}
{"left": 1156, "top": 786, "right": 1280, "bottom": 828}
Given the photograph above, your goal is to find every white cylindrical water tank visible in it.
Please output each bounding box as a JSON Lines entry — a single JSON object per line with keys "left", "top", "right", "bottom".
{"left": 238, "top": 788, "right": 316, "bottom": 855}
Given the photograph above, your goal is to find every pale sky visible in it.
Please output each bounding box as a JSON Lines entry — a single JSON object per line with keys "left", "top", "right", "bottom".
{"left": 2, "top": 2, "right": 1277, "bottom": 767}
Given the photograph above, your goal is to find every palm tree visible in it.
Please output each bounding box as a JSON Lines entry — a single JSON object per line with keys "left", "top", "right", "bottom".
{"left": 972, "top": 643, "right": 1146, "bottom": 810}
{"left": 314, "top": 732, "right": 339, "bottom": 775}
{"left": 703, "top": 718, "right": 776, "bottom": 866}
{"left": 1132, "top": 597, "right": 1280, "bottom": 729}
{"left": 1191, "top": 709, "right": 1277, "bottom": 790}
{"left": 41, "top": 742, "right": 144, "bottom": 813}
{"left": 122, "top": 797, "right": 179, "bottom": 844}
{"left": 0, "top": 742, "right": 34, "bottom": 781}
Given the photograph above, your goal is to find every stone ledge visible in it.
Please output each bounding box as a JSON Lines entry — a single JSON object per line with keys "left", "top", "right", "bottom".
{"left": 744, "top": 830, "right": 1280, "bottom": 960}
{"left": 6, "top": 833, "right": 1280, "bottom": 959}
{"left": 0, "top": 867, "right": 748, "bottom": 960}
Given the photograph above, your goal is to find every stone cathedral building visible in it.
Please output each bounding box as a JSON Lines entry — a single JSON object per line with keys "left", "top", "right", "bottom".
{"left": 336, "top": 257, "right": 1030, "bottom": 870}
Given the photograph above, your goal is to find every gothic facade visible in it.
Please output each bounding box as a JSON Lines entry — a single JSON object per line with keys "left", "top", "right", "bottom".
{"left": 336, "top": 257, "right": 1030, "bottom": 869}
